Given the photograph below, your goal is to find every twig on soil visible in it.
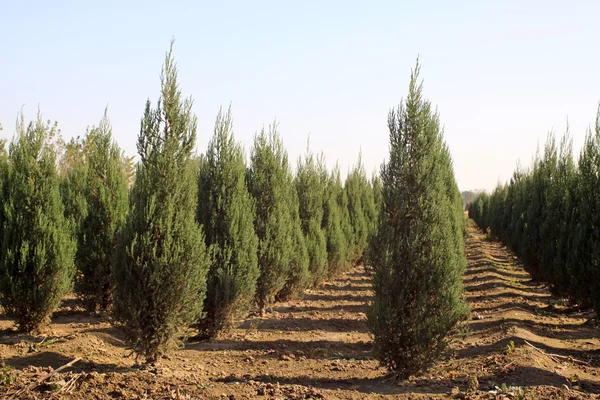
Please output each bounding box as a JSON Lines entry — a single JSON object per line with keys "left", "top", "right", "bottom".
{"left": 61, "top": 372, "right": 82, "bottom": 393}
{"left": 524, "top": 340, "right": 590, "bottom": 365}
{"left": 7, "top": 357, "right": 81, "bottom": 399}
{"left": 499, "top": 361, "right": 515, "bottom": 372}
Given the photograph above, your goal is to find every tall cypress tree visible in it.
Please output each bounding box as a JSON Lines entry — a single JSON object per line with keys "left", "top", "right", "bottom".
{"left": 570, "top": 109, "right": 600, "bottom": 310}
{"left": 247, "top": 123, "right": 296, "bottom": 315}
{"left": 371, "top": 173, "right": 383, "bottom": 222}
{"left": 76, "top": 110, "right": 129, "bottom": 312}
{"left": 197, "top": 106, "right": 259, "bottom": 337}
{"left": 345, "top": 155, "right": 372, "bottom": 264}
{"left": 323, "top": 164, "right": 351, "bottom": 277}
{"left": 368, "top": 62, "right": 468, "bottom": 378}
{"left": 59, "top": 136, "right": 89, "bottom": 239}
{"left": 277, "top": 183, "right": 311, "bottom": 301}
{"left": 0, "top": 138, "right": 8, "bottom": 241}
{"left": 0, "top": 111, "right": 76, "bottom": 332}
{"left": 295, "top": 145, "right": 328, "bottom": 287}
{"left": 112, "top": 43, "right": 210, "bottom": 362}
{"left": 588, "top": 108, "right": 600, "bottom": 317}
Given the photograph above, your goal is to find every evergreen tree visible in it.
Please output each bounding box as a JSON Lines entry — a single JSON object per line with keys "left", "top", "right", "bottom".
{"left": 0, "top": 111, "right": 76, "bottom": 332}
{"left": 247, "top": 123, "right": 296, "bottom": 314}
{"left": 295, "top": 145, "right": 328, "bottom": 287}
{"left": 569, "top": 110, "right": 600, "bottom": 310}
{"left": 587, "top": 108, "right": 600, "bottom": 317}
{"left": 59, "top": 136, "right": 89, "bottom": 238}
{"left": 197, "top": 106, "right": 259, "bottom": 337}
{"left": 338, "top": 172, "right": 354, "bottom": 261}
{"left": 322, "top": 164, "right": 351, "bottom": 277}
{"left": 277, "top": 183, "right": 310, "bottom": 301}
{"left": 371, "top": 173, "right": 383, "bottom": 221}
{"left": 345, "top": 155, "right": 373, "bottom": 264}
{"left": 76, "top": 110, "right": 129, "bottom": 311}
{"left": 0, "top": 138, "right": 8, "bottom": 239}
{"left": 112, "top": 43, "right": 210, "bottom": 362}
{"left": 551, "top": 133, "right": 576, "bottom": 296}
{"left": 368, "top": 62, "right": 468, "bottom": 378}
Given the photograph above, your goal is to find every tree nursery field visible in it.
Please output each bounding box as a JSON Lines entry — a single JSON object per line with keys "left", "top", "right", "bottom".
{"left": 1, "top": 43, "right": 599, "bottom": 399}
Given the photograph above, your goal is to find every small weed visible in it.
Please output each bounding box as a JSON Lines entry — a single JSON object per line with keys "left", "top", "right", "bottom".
{"left": 467, "top": 375, "right": 479, "bottom": 392}
{"left": 491, "top": 383, "right": 526, "bottom": 399}
{"left": 0, "top": 364, "right": 16, "bottom": 386}
{"left": 28, "top": 337, "right": 58, "bottom": 353}
{"left": 243, "top": 320, "right": 259, "bottom": 338}
{"left": 484, "top": 227, "right": 494, "bottom": 241}
{"left": 454, "top": 323, "right": 472, "bottom": 340}
{"left": 196, "top": 382, "right": 214, "bottom": 390}
{"left": 567, "top": 374, "right": 580, "bottom": 390}
{"left": 504, "top": 340, "right": 515, "bottom": 355}
{"left": 47, "top": 380, "right": 62, "bottom": 392}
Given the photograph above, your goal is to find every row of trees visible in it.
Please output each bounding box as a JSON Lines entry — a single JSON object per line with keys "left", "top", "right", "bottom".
{"left": 0, "top": 44, "right": 469, "bottom": 379}
{"left": 468, "top": 107, "right": 600, "bottom": 317}
{"left": 0, "top": 43, "right": 380, "bottom": 361}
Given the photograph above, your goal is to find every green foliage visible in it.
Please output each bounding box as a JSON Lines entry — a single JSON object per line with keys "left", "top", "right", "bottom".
{"left": 112, "top": 43, "right": 210, "bottom": 362}
{"left": 345, "top": 154, "right": 376, "bottom": 265}
{"left": 59, "top": 136, "right": 89, "bottom": 237}
{"left": 76, "top": 110, "right": 129, "bottom": 312}
{"left": 322, "top": 164, "right": 351, "bottom": 277}
{"left": 0, "top": 363, "right": 15, "bottom": 386}
{"left": 247, "top": 123, "right": 298, "bottom": 313}
{"left": 295, "top": 145, "right": 328, "bottom": 287}
{"left": 367, "top": 62, "right": 468, "bottom": 378}
{"left": 469, "top": 105, "right": 600, "bottom": 316}
{"left": 197, "top": 106, "right": 259, "bottom": 338}
{"left": 371, "top": 173, "right": 383, "bottom": 220}
{"left": 0, "top": 111, "right": 76, "bottom": 332}
{"left": 504, "top": 340, "right": 515, "bottom": 355}
{"left": 277, "top": 183, "right": 310, "bottom": 301}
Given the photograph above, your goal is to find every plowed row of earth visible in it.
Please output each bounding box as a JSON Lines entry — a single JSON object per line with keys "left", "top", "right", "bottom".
{"left": 1, "top": 219, "right": 600, "bottom": 399}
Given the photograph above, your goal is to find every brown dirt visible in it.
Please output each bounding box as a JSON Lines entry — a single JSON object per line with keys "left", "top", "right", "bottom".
{"left": 1, "top": 220, "right": 600, "bottom": 399}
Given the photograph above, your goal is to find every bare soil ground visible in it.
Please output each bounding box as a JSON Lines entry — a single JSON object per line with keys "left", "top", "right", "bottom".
{"left": 1, "top": 220, "right": 600, "bottom": 399}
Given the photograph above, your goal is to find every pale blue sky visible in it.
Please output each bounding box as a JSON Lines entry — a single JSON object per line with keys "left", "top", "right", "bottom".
{"left": 1, "top": 1, "right": 599, "bottom": 191}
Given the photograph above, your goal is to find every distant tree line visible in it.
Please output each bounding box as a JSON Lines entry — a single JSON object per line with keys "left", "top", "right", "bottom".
{"left": 0, "top": 43, "right": 467, "bottom": 379}
{"left": 469, "top": 108, "right": 600, "bottom": 318}
{"left": 461, "top": 190, "right": 483, "bottom": 210}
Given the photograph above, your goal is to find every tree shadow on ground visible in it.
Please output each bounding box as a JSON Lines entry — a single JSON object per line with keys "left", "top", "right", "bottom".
{"left": 273, "top": 303, "right": 366, "bottom": 315}
{"left": 323, "top": 283, "right": 372, "bottom": 292}
{"left": 215, "top": 365, "right": 600, "bottom": 395}
{"left": 50, "top": 297, "right": 102, "bottom": 325}
{"left": 473, "top": 302, "right": 546, "bottom": 315}
{"left": 470, "top": 318, "right": 590, "bottom": 333}
{"left": 457, "top": 335, "right": 600, "bottom": 367}
{"left": 84, "top": 326, "right": 128, "bottom": 348}
{"left": 467, "top": 291, "right": 550, "bottom": 304}
{"left": 51, "top": 312, "right": 109, "bottom": 326}
{"left": 466, "top": 280, "right": 543, "bottom": 294}
{"left": 342, "top": 270, "right": 371, "bottom": 279}
{"left": 4, "top": 351, "right": 134, "bottom": 374}
{"left": 464, "top": 266, "right": 532, "bottom": 281}
{"left": 184, "top": 338, "right": 373, "bottom": 361}
{"left": 303, "top": 293, "right": 372, "bottom": 303}
{"left": 247, "top": 317, "right": 368, "bottom": 333}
